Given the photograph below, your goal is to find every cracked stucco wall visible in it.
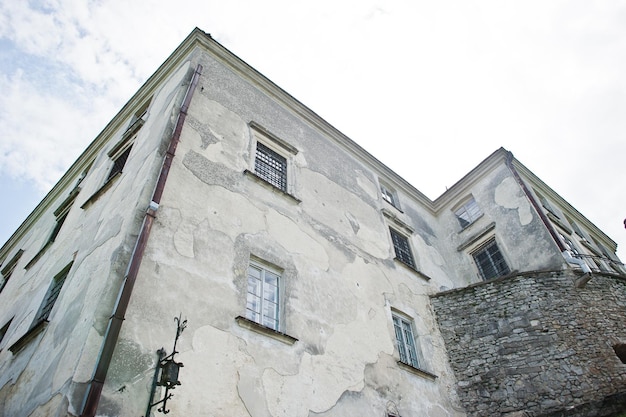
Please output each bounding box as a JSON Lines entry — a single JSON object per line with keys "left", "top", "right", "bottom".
{"left": 102, "top": 49, "right": 465, "bottom": 416}
{"left": 0, "top": 60, "right": 193, "bottom": 417}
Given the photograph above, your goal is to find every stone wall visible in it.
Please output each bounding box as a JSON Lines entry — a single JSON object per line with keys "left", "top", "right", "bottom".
{"left": 431, "top": 270, "right": 626, "bottom": 417}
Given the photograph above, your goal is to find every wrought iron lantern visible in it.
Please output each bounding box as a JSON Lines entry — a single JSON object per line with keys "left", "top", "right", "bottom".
{"left": 144, "top": 315, "right": 187, "bottom": 416}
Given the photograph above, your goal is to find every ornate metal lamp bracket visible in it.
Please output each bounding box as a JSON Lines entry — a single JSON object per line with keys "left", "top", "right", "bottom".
{"left": 144, "top": 314, "right": 187, "bottom": 416}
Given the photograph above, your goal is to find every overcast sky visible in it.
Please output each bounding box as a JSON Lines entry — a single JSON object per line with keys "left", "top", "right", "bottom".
{"left": 1, "top": 1, "right": 625, "bottom": 260}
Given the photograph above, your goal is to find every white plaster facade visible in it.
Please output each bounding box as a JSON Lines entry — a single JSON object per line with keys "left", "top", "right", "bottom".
{"left": 0, "top": 29, "right": 623, "bottom": 417}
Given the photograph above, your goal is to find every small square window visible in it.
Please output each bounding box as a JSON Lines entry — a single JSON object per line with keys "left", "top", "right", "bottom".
{"left": 381, "top": 183, "right": 400, "bottom": 209}
{"left": 473, "top": 239, "right": 510, "bottom": 280}
{"left": 454, "top": 197, "right": 482, "bottom": 228}
{"left": 392, "top": 313, "right": 420, "bottom": 368}
{"left": 246, "top": 261, "right": 282, "bottom": 331}
{"left": 390, "top": 228, "right": 416, "bottom": 269}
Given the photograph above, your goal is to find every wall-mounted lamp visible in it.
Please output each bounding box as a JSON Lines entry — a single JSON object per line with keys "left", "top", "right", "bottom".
{"left": 144, "top": 315, "right": 187, "bottom": 416}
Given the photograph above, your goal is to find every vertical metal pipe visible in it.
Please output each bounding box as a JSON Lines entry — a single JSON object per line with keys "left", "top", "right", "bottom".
{"left": 80, "top": 64, "right": 203, "bottom": 417}
{"left": 505, "top": 151, "right": 566, "bottom": 252}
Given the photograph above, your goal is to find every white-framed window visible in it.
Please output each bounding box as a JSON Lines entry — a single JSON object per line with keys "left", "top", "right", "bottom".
{"left": 454, "top": 196, "right": 482, "bottom": 228}
{"left": 246, "top": 260, "right": 281, "bottom": 331}
{"left": 380, "top": 182, "right": 400, "bottom": 209}
{"left": 535, "top": 191, "right": 560, "bottom": 219}
{"left": 249, "top": 122, "right": 298, "bottom": 196}
{"left": 472, "top": 238, "right": 510, "bottom": 280}
{"left": 389, "top": 228, "right": 416, "bottom": 269}
{"left": 392, "top": 313, "right": 420, "bottom": 368}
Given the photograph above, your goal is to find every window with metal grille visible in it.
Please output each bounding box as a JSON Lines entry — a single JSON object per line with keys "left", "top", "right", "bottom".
{"left": 455, "top": 197, "right": 482, "bottom": 228}
{"left": 393, "top": 314, "right": 419, "bottom": 368}
{"left": 255, "top": 142, "right": 287, "bottom": 192}
{"left": 246, "top": 262, "right": 281, "bottom": 331}
{"left": 390, "top": 228, "right": 416, "bottom": 269}
{"left": 473, "top": 239, "right": 510, "bottom": 280}
{"left": 107, "top": 145, "right": 133, "bottom": 182}
{"left": 33, "top": 268, "right": 69, "bottom": 325}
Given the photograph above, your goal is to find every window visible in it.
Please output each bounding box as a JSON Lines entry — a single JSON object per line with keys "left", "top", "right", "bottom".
{"left": 454, "top": 197, "right": 482, "bottom": 228}
{"left": 127, "top": 97, "right": 151, "bottom": 132}
{"left": 473, "top": 239, "right": 510, "bottom": 280}
{"left": 380, "top": 182, "right": 400, "bottom": 209}
{"left": 33, "top": 266, "right": 70, "bottom": 326}
{"left": 1, "top": 249, "right": 23, "bottom": 294}
{"left": 393, "top": 313, "right": 420, "bottom": 368}
{"left": 246, "top": 261, "right": 281, "bottom": 331}
{"left": 107, "top": 145, "right": 133, "bottom": 182}
{"left": 536, "top": 192, "right": 560, "bottom": 219}
{"left": 390, "top": 228, "right": 416, "bottom": 269}
{"left": 614, "top": 344, "right": 626, "bottom": 364}
{"left": 255, "top": 142, "right": 288, "bottom": 192}
{"left": 0, "top": 319, "right": 12, "bottom": 345}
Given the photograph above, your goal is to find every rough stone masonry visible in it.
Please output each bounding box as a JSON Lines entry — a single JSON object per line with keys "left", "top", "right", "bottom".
{"left": 431, "top": 270, "right": 626, "bottom": 417}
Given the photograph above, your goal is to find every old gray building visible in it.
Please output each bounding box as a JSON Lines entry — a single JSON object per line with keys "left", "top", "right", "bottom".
{"left": 0, "top": 28, "right": 624, "bottom": 417}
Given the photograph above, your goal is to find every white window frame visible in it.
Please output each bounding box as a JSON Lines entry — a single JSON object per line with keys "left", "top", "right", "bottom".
{"left": 249, "top": 123, "right": 298, "bottom": 196}
{"left": 454, "top": 196, "right": 482, "bottom": 228}
{"left": 380, "top": 181, "right": 400, "bottom": 209}
{"left": 472, "top": 238, "right": 510, "bottom": 280}
{"left": 392, "top": 312, "right": 420, "bottom": 369}
{"left": 246, "top": 260, "right": 282, "bottom": 331}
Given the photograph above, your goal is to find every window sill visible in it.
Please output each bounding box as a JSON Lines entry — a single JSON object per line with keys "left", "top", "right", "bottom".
{"left": 397, "top": 361, "right": 437, "bottom": 380}
{"left": 235, "top": 316, "right": 298, "bottom": 345}
{"left": 9, "top": 320, "right": 47, "bottom": 354}
{"left": 393, "top": 258, "right": 431, "bottom": 281}
{"left": 457, "top": 213, "right": 484, "bottom": 233}
{"left": 243, "top": 170, "right": 301, "bottom": 204}
{"left": 457, "top": 221, "right": 496, "bottom": 252}
{"left": 81, "top": 172, "right": 121, "bottom": 209}
{"left": 24, "top": 241, "right": 53, "bottom": 270}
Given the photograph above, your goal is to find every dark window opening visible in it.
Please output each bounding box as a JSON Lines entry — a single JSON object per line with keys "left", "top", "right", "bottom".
{"left": 614, "top": 344, "right": 626, "bottom": 364}
{"left": 107, "top": 145, "right": 133, "bottom": 182}
{"left": 33, "top": 269, "right": 69, "bottom": 325}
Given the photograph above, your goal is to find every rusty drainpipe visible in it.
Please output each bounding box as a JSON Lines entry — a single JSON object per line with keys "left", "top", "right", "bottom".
{"left": 505, "top": 151, "right": 592, "bottom": 286}
{"left": 80, "top": 64, "right": 203, "bottom": 417}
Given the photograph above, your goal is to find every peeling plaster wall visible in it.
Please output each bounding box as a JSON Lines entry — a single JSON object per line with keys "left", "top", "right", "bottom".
{"left": 435, "top": 165, "right": 564, "bottom": 289}
{"left": 0, "top": 60, "right": 193, "bottom": 416}
{"left": 103, "top": 48, "right": 465, "bottom": 417}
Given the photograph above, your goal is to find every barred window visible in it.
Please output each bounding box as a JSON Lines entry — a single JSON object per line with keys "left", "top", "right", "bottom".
{"left": 393, "top": 314, "right": 419, "bottom": 368}
{"left": 390, "top": 228, "right": 416, "bottom": 269}
{"left": 455, "top": 197, "right": 482, "bottom": 228}
{"left": 473, "top": 239, "right": 510, "bottom": 280}
{"left": 255, "top": 142, "right": 287, "bottom": 192}
{"left": 246, "top": 261, "right": 281, "bottom": 331}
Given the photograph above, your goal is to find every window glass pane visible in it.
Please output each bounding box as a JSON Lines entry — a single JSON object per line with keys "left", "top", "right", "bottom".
{"left": 247, "top": 262, "right": 281, "bottom": 331}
